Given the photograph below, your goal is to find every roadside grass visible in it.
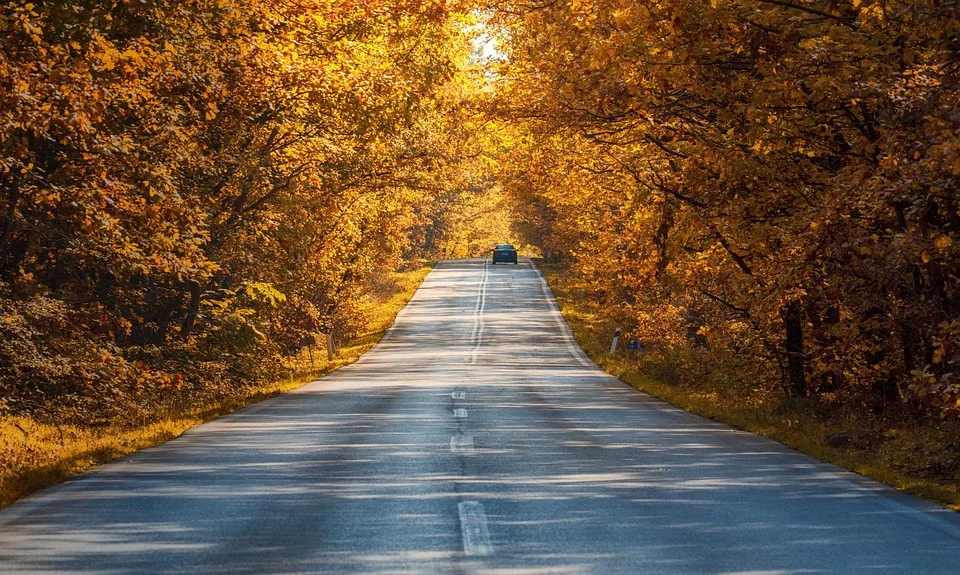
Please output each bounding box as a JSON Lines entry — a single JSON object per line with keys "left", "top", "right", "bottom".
{"left": 538, "top": 261, "right": 960, "bottom": 512}
{"left": 0, "top": 264, "right": 433, "bottom": 508}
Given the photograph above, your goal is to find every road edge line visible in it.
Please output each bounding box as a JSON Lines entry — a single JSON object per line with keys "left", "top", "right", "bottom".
{"left": 531, "top": 263, "right": 595, "bottom": 368}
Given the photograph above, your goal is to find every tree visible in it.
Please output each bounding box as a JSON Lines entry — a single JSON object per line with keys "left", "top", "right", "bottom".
{"left": 0, "top": 0, "right": 483, "bottom": 422}
{"left": 489, "top": 0, "right": 960, "bottom": 417}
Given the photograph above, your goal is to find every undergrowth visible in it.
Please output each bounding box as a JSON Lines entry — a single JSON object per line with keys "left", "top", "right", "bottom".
{"left": 539, "top": 262, "right": 960, "bottom": 512}
{"left": 0, "top": 264, "right": 433, "bottom": 508}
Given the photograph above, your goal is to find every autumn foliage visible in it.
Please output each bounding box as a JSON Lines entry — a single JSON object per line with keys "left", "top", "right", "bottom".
{"left": 0, "top": 0, "right": 482, "bottom": 424}
{"left": 490, "top": 0, "right": 960, "bottom": 419}
{"left": 2, "top": 0, "right": 958, "bottom": 437}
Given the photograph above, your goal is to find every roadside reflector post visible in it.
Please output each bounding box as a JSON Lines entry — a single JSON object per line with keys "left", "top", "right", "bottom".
{"left": 610, "top": 327, "right": 621, "bottom": 354}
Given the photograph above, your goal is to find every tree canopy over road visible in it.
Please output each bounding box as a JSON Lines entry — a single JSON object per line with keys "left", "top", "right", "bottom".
{"left": 1, "top": 0, "right": 958, "bottom": 441}
{"left": 0, "top": 0, "right": 497, "bottom": 425}
{"left": 489, "top": 0, "right": 960, "bottom": 421}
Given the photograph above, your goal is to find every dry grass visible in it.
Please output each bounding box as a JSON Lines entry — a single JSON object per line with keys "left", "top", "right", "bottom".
{"left": 0, "top": 264, "right": 434, "bottom": 508}
{"left": 539, "top": 262, "right": 960, "bottom": 512}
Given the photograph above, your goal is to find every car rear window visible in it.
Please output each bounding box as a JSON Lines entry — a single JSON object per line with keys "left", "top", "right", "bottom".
{"left": 496, "top": 244, "right": 515, "bottom": 250}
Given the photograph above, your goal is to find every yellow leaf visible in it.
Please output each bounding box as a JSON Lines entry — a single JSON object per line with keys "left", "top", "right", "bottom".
{"left": 932, "top": 345, "right": 944, "bottom": 364}
{"left": 933, "top": 235, "right": 952, "bottom": 250}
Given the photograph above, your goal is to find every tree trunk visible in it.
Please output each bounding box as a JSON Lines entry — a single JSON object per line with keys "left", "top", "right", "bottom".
{"left": 783, "top": 300, "right": 806, "bottom": 397}
{"left": 653, "top": 198, "right": 673, "bottom": 280}
{"left": 0, "top": 178, "right": 21, "bottom": 280}
{"left": 326, "top": 331, "right": 336, "bottom": 360}
{"left": 180, "top": 282, "right": 202, "bottom": 340}
{"left": 0, "top": 179, "right": 19, "bottom": 255}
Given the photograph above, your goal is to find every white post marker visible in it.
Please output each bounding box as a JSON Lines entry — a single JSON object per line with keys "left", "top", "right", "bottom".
{"left": 610, "top": 327, "right": 621, "bottom": 354}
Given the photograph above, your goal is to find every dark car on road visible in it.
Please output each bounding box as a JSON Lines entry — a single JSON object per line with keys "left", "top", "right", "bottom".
{"left": 492, "top": 244, "right": 518, "bottom": 264}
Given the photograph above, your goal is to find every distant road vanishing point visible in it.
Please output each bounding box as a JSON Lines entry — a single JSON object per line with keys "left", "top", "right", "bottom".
{"left": 1, "top": 259, "right": 959, "bottom": 573}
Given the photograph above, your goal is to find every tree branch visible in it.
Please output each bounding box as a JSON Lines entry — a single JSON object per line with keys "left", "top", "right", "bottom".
{"left": 756, "top": 0, "right": 859, "bottom": 30}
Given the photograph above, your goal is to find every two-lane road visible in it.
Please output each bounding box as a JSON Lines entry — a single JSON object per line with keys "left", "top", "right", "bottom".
{"left": 1, "top": 259, "right": 958, "bottom": 573}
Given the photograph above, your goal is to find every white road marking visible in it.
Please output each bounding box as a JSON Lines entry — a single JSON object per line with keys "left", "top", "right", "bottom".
{"left": 469, "top": 261, "right": 488, "bottom": 364}
{"left": 531, "top": 266, "right": 594, "bottom": 368}
{"left": 454, "top": 408, "right": 468, "bottom": 418}
{"left": 450, "top": 435, "right": 475, "bottom": 455}
{"left": 451, "top": 391, "right": 466, "bottom": 400}
{"left": 468, "top": 261, "right": 486, "bottom": 343}
{"left": 458, "top": 501, "right": 494, "bottom": 556}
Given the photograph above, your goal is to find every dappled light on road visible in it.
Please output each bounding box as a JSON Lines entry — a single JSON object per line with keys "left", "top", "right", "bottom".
{"left": 1, "top": 260, "right": 958, "bottom": 573}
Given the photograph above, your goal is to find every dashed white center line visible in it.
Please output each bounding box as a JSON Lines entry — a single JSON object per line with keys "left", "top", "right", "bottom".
{"left": 458, "top": 501, "right": 494, "bottom": 556}
{"left": 450, "top": 435, "right": 475, "bottom": 455}
{"left": 453, "top": 408, "right": 468, "bottom": 418}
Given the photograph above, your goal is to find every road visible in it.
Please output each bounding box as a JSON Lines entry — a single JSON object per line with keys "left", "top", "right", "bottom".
{"left": 1, "top": 258, "right": 958, "bottom": 573}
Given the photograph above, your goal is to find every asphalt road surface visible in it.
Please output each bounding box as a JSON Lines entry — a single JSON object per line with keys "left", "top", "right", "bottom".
{"left": 2, "top": 259, "right": 959, "bottom": 574}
